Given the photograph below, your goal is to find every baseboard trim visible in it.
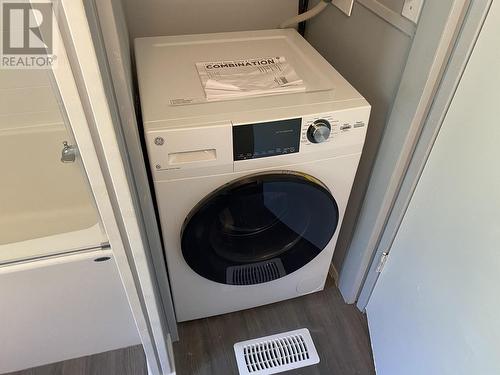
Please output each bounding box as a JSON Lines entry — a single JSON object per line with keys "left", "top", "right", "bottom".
{"left": 328, "top": 263, "right": 339, "bottom": 286}
{"left": 147, "top": 362, "right": 176, "bottom": 375}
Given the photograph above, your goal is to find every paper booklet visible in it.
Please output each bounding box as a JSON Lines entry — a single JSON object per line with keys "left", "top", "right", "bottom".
{"left": 195, "top": 56, "right": 306, "bottom": 101}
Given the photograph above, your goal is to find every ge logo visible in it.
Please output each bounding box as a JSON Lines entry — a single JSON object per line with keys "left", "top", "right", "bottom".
{"left": 154, "top": 137, "right": 165, "bottom": 146}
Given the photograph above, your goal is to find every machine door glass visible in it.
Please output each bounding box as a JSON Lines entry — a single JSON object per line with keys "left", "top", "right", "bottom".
{"left": 181, "top": 172, "right": 339, "bottom": 285}
{"left": 0, "top": 69, "right": 107, "bottom": 264}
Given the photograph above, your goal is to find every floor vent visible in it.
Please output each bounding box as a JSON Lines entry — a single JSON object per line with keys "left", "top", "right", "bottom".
{"left": 226, "top": 259, "right": 286, "bottom": 285}
{"left": 234, "top": 328, "right": 319, "bottom": 375}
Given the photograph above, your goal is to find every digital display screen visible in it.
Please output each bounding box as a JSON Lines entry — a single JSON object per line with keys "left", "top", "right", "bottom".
{"left": 233, "top": 118, "right": 301, "bottom": 161}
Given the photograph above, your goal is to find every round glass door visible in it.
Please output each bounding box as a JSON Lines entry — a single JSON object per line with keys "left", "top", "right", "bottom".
{"left": 181, "top": 172, "right": 339, "bottom": 285}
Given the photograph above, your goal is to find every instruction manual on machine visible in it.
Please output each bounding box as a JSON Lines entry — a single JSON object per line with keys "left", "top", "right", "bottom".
{"left": 195, "top": 56, "right": 306, "bottom": 101}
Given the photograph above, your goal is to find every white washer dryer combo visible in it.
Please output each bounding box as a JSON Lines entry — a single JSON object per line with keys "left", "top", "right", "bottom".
{"left": 135, "top": 29, "right": 370, "bottom": 322}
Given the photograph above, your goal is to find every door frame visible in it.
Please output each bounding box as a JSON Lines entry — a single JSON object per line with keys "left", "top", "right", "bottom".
{"left": 352, "top": 0, "right": 493, "bottom": 310}
{"left": 337, "top": 0, "right": 492, "bottom": 305}
{"left": 51, "top": 1, "right": 174, "bottom": 374}
{"left": 84, "top": 0, "right": 179, "bottom": 350}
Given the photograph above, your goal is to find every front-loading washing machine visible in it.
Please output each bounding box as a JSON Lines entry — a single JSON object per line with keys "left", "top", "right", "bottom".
{"left": 135, "top": 29, "right": 370, "bottom": 322}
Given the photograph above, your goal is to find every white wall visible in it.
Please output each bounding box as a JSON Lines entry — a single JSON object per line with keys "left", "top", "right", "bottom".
{"left": 305, "top": 0, "right": 412, "bottom": 271}
{"left": 377, "top": 0, "right": 403, "bottom": 12}
{"left": 367, "top": 1, "right": 500, "bottom": 373}
{"left": 122, "top": 0, "right": 297, "bottom": 38}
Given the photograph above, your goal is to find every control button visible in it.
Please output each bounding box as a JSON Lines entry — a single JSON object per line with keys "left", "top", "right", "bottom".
{"left": 307, "top": 119, "right": 331, "bottom": 143}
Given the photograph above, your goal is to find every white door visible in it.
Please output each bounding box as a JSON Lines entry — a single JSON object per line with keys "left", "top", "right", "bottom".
{"left": 0, "top": 67, "right": 107, "bottom": 264}
{"left": 0, "top": 250, "right": 140, "bottom": 373}
{"left": 366, "top": 2, "right": 500, "bottom": 374}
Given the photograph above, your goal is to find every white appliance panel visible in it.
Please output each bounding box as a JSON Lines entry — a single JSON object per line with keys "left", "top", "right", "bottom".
{"left": 135, "top": 29, "right": 370, "bottom": 321}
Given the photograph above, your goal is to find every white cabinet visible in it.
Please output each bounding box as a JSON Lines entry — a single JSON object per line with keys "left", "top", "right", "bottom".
{"left": 0, "top": 250, "right": 141, "bottom": 374}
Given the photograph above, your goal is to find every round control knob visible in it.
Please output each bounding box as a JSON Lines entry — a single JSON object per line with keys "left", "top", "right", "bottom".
{"left": 307, "top": 119, "right": 331, "bottom": 143}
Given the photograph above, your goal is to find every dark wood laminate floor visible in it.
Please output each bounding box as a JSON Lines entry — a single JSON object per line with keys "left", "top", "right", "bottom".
{"left": 5, "top": 345, "right": 147, "bottom": 375}
{"left": 7, "top": 279, "right": 374, "bottom": 375}
{"left": 173, "top": 277, "right": 375, "bottom": 375}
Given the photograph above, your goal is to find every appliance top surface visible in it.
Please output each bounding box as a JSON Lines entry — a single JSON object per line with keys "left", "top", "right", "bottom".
{"left": 135, "top": 29, "right": 368, "bottom": 131}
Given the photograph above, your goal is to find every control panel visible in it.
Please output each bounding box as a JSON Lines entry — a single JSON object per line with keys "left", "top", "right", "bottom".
{"left": 300, "top": 112, "right": 366, "bottom": 150}
{"left": 148, "top": 110, "right": 368, "bottom": 179}
{"left": 233, "top": 118, "right": 301, "bottom": 161}
{"left": 233, "top": 112, "right": 367, "bottom": 161}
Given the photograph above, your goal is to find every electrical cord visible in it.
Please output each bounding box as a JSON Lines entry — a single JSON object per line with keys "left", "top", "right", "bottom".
{"left": 280, "top": 0, "right": 332, "bottom": 29}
